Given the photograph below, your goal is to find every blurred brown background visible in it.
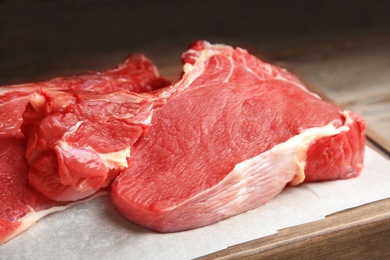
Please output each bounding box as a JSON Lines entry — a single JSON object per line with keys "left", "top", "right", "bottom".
{"left": 1, "top": 0, "right": 390, "bottom": 85}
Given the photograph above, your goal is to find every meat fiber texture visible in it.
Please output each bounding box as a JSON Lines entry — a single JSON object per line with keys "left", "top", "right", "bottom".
{"left": 0, "top": 54, "right": 170, "bottom": 244}
{"left": 21, "top": 40, "right": 365, "bottom": 234}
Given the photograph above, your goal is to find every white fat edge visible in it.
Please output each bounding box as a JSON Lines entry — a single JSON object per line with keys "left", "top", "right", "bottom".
{"left": 186, "top": 46, "right": 235, "bottom": 84}
{"left": 224, "top": 122, "right": 349, "bottom": 198}
{"left": 168, "top": 42, "right": 234, "bottom": 95}
{"left": 196, "top": 48, "right": 224, "bottom": 63}
{"left": 159, "top": 60, "right": 206, "bottom": 98}
{"left": 281, "top": 122, "right": 349, "bottom": 185}
{"left": 231, "top": 121, "right": 349, "bottom": 186}
{"left": 341, "top": 110, "right": 354, "bottom": 126}
{"left": 97, "top": 147, "right": 131, "bottom": 169}
{"left": 155, "top": 42, "right": 235, "bottom": 101}
{"left": 161, "top": 121, "right": 349, "bottom": 213}
{"left": 1, "top": 191, "right": 107, "bottom": 244}
{"left": 223, "top": 56, "right": 235, "bottom": 83}
{"left": 205, "top": 41, "right": 234, "bottom": 50}
{"left": 182, "top": 41, "right": 226, "bottom": 56}
{"left": 0, "top": 85, "right": 37, "bottom": 96}
{"left": 68, "top": 121, "right": 83, "bottom": 132}
{"left": 182, "top": 49, "right": 198, "bottom": 57}
{"left": 25, "top": 92, "right": 47, "bottom": 116}
{"left": 56, "top": 141, "right": 130, "bottom": 170}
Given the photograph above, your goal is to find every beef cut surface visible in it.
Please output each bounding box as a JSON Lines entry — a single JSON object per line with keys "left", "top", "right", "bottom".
{"left": 0, "top": 54, "right": 169, "bottom": 244}
{"left": 110, "top": 41, "right": 365, "bottom": 232}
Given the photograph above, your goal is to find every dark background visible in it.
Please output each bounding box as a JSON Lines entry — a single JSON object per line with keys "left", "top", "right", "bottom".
{"left": 1, "top": 0, "right": 390, "bottom": 84}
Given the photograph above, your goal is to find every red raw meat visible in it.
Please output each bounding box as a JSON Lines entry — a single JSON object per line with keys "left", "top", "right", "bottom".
{"left": 0, "top": 54, "right": 169, "bottom": 244}
{"left": 20, "top": 41, "right": 365, "bottom": 234}
{"left": 110, "top": 41, "right": 365, "bottom": 232}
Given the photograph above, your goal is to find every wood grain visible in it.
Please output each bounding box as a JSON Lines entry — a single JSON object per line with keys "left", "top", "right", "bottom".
{"left": 198, "top": 198, "right": 390, "bottom": 260}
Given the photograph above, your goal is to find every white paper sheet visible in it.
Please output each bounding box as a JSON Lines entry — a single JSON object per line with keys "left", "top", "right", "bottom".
{"left": 1, "top": 146, "right": 390, "bottom": 259}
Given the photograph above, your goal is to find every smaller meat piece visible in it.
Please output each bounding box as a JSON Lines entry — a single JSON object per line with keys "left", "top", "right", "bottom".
{"left": 0, "top": 54, "right": 169, "bottom": 244}
{"left": 22, "top": 90, "right": 163, "bottom": 201}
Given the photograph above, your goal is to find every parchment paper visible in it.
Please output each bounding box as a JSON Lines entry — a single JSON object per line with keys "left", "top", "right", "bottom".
{"left": 1, "top": 146, "right": 389, "bottom": 259}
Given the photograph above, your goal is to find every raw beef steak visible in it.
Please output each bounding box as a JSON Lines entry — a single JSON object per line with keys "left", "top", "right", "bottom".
{"left": 110, "top": 41, "right": 365, "bottom": 232}
{"left": 0, "top": 54, "right": 169, "bottom": 244}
